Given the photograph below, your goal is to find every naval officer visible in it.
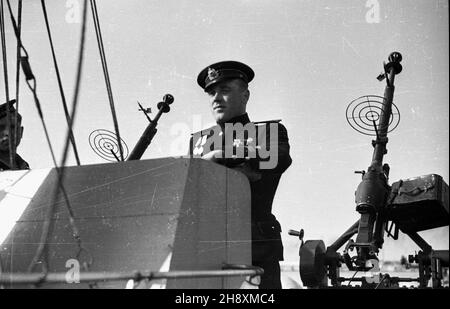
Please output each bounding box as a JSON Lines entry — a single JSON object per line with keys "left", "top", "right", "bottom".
{"left": 189, "top": 61, "right": 292, "bottom": 289}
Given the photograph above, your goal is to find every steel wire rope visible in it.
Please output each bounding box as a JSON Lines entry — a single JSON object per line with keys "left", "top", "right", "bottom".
{"left": 90, "top": 0, "right": 124, "bottom": 161}
{"left": 3, "top": 0, "right": 58, "bottom": 279}
{"left": 3, "top": 0, "right": 92, "bottom": 287}
{"left": 48, "top": 0, "right": 95, "bottom": 284}
{"left": 5, "top": 0, "right": 58, "bottom": 168}
{"left": 0, "top": 0, "right": 15, "bottom": 168}
{"left": 40, "top": 0, "right": 80, "bottom": 166}
{"left": 12, "top": 0, "right": 20, "bottom": 164}
{"left": 10, "top": 0, "right": 94, "bottom": 279}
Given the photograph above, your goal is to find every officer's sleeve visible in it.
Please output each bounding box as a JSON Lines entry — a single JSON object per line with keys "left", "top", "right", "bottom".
{"left": 249, "top": 122, "right": 292, "bottom": 174}
{"left": 272, "top": 123, "right": 292, "bottom": 174}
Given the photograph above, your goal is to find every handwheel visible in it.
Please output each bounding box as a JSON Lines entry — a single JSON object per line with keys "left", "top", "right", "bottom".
{"left": 299, "top": 240, "right": 327, "bottom": 287}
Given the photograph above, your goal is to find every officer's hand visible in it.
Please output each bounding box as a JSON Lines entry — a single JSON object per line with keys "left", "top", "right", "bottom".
{"left": 201, "top": 150, "right": 223, "bottom": 162}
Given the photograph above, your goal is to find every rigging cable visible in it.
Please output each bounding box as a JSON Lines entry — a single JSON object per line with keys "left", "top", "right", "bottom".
{"left": 4, "top": 0, "right": 92, "bottom": 277}
{"left": 42, "top": 0, "right": 95, "bottom": 284}
{"left": 90, "top": 0, "right": 124, "bottom": 161}
{"left": 41, "top": 0, "right": 81, "bottom": 166}
{"left": 0, "top": 0, "right": 15, "bottom": 168}
{"left": 12, "top": 0, "right": 21, "bottom": 163}
{"left": 28, "top": 0, "right": 92, "bottom": 276}
{"left": 5, "top": 0, "right": 58, "bottom": 169}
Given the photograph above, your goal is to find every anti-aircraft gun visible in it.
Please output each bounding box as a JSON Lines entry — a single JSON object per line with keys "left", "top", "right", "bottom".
{"left": 290, "top": 52, "right": 449, "bottom": 289}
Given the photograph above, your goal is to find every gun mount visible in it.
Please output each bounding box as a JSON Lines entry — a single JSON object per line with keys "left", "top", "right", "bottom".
{"left": 293, "top": 52, "right": 449, "bottom": 289}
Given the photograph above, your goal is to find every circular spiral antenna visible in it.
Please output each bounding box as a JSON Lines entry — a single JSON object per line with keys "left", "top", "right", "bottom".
{"left": 346, "top": 95, "right": 400, "bottom": 136}
{"left": 89, "top": 129, "right": 129, "bottom": 161}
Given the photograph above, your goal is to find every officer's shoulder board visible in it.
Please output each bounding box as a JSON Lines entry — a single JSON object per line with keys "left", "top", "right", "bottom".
{"left": 251, "top": 119, "right": 282, "bottom": 126}
{"left": 190, "top": 124, "right": 220, "bottom": 137}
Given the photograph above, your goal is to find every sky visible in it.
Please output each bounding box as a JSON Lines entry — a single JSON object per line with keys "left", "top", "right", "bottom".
{"left": 1, "top": 0, "right": 448, "bottom": 262}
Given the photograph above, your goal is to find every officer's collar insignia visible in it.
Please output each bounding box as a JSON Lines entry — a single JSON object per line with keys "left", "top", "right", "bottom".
{"left": 207, "top": 67, "right": 220, "bottom": 80}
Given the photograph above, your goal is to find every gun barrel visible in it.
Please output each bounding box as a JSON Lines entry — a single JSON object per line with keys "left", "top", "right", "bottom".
{"left": 127, "top": 121, "right": 159, "bottom": 161}
{"left": 127, "top": 96, "right": 173, "bottom": 161}
{"left": 370, "top": 67, "right": 396, "bottom": 168}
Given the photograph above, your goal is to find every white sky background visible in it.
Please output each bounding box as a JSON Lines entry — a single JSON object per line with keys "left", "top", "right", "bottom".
{"left": 1, "top": 0, "right": 448, "bottom": 262}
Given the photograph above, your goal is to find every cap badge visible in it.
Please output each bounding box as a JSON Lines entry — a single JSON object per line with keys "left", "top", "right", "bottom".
{"left": 207, "top": 67, "right": 220, "bottom": 80}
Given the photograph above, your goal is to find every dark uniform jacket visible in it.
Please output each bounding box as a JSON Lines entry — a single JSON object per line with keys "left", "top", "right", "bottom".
{"left": 189, "top": 113, "right": 292, "bottom": 262}
{"left": 0, "top": 153, "right": 30, "bottom": 171}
